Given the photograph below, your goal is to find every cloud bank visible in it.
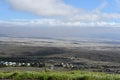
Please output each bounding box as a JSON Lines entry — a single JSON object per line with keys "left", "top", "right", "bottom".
{"left": 3, "top": 0, "right": 120, "bottom": 27}
{"left": 1, "top": 19, "right": 120, "bottom": 27}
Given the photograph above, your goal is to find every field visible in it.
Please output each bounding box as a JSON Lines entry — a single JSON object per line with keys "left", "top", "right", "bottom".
{"left": 0, "top": 70, "right": 120, "bottom": 80}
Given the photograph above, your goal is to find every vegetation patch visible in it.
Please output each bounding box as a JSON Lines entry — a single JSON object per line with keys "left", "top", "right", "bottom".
{"left": 0, "top": 71, "right": 119, "bottom": 80}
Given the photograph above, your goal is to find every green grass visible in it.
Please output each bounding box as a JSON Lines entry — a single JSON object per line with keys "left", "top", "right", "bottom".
{"left": 0, "top": 71, "right": 119, "bottom": 80}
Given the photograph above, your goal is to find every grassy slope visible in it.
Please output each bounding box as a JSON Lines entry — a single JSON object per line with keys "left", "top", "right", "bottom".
{"left": 0, "top": 71, "right": 119, "bottom": 80}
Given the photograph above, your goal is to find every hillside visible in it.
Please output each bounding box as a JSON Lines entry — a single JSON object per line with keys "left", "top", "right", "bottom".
{"left": 0, "top": 37, "right": 120, "bottom": 63}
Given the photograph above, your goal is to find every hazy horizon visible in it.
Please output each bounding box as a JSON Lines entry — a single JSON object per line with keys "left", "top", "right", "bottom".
{"left": 1, "top": 0, "right": 120, "bottom": 41}
{"left": 1, "top": 26, "right": 120, "bottom": 41}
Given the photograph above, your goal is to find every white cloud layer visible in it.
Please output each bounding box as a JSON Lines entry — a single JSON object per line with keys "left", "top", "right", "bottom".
{"left": 7, "top": 0, "right": 80, "bottom": 17}
{"left": 3, "top": 0, "right": 120, "bottom": 27}
{"left": 0, "top": 19, "right": 120, "bottom": 27}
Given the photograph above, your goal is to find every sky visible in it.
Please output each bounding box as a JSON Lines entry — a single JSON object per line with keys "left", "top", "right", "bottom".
{"left": 0, "top": 0, "right": 120, "bottom": 27}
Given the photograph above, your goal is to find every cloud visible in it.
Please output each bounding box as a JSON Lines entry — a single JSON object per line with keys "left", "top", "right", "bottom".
{"left": 0, "top": 19, "right": 120, "bottom": 27}
{"left": 6, "top": 0, "right": 120, "bottom": 21}
{"left": 7, "top": 0, "right": 81, "bottom": 17}
{"left": 3, "top": 0, "right": 120, "bottom": 27}
{"left": 72, "top": 13, "right": 120, "bottom": 21}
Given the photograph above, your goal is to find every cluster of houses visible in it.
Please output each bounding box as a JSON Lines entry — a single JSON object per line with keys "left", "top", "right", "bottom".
{"left": 0, "top": 61, "right": 44, "bottom": 67}
{"left": 0, "top": 60, "right": 88, "bottom": 69}
{"left": 60, "top": 62, "right": 89, "bottom": 69}
{"left": 61, "top": 62, "right": 74, "bottom": 68}
{"left": 0, "top": 60, "right": 120, "bottom": 74}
